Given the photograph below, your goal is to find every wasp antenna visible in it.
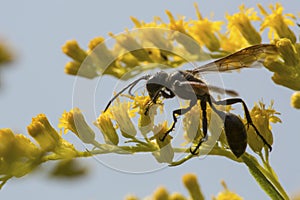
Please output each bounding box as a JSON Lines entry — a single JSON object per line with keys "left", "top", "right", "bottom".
{"left": 103, "top": 75, "right": 150, "bottom": 112}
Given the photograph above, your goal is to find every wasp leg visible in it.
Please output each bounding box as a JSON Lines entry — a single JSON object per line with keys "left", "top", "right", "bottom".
{"left": 160, "top": 98, "right": 197, "bottom": 141}
{"left": 190, "top": 99, "right": 209, "bottom": 155}
{"left": 144, "top": 88, "right": 175, "bottom": 115}
{"left": 213, "top": 98, "right": 272, "bottom": 151}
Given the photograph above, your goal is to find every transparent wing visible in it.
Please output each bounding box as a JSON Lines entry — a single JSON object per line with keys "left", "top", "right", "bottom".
{"left": 188, "top": 44, "right": 278, "bottom": 74}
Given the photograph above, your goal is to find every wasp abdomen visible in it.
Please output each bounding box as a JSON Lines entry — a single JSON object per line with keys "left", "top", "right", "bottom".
{"left": 224, "top": 113, "right": 247, "bottom": 158}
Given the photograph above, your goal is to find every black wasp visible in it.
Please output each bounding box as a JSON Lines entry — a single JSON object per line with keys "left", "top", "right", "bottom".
{"left": 104, "top": 44, "right": 277, "bottom": 158}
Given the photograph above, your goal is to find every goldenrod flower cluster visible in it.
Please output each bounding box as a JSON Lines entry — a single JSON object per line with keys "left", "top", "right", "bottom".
{"left": 124, "top": 173, "right": 242, "bottom": 200}
{"left": 62, "top": 3, "right": 299, "bottom": 108}
{"left": 62, "top": 3, "right": 297, "bottom": 81}
{"left": 54, "top": 92, "right": 286, "bottom": 198}
{"left": 1, "top": 2, "right": 299, "bottom": 199}
{"left": 0, "top": 114, "right": 88, "bottom": 188}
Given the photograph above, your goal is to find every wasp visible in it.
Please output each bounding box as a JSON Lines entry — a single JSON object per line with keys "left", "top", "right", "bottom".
{"left": 104, "top": 44, "right": 277, "bottom": 158}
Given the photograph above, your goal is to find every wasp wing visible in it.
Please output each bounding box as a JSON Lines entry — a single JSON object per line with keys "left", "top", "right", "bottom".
{"left": 188, "top": 44, "right": 278, "bottom": 74}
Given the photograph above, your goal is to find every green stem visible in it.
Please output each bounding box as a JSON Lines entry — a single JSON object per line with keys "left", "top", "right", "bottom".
{"left": 241, "top": 153, "right": 289, "bottom": 200}
{"left": 172, "top": 147, "right": 289, "bottom": 199}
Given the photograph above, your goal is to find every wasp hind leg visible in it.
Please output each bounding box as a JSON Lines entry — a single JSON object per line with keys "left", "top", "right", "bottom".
{"left": 213, "top": 98, "right": 272, "bottom": 151}
{"left": 190, "top": 99, "right": 209, "bottom": 155}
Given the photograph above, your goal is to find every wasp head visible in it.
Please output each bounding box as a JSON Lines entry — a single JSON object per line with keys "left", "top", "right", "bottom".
{"left": 146, "top": 71, "right": 169, "bottom": 103}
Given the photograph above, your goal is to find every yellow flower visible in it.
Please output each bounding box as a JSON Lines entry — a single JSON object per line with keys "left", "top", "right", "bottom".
{"left": 87, "top": 36, "right": 119, "bottom": 75}
{"left": 64, "top": 61, "right": 80, "bottom": 76}
{"left": 123, "top": 194, "right": 139, "bottom": 200}
{"left": 95, "top": 111, "right": 119, "bottom": 145}
{"left": 169, "top": 193, "right": 186, "bottom": 200}
{"left": 59, "top": 108, "right": 96, "bottom": 144}
{"left": 14, "top": 134, "right": 41, "bottom": 159}
{"left": 0, "top": 129, "right": 17, "bottom": 159}
{"left": 165, "top": 10, "right": 188, "bottom": 34}
{"left": 214, "top": 181, "right": 243, "bottom": 200}
{"left": 130, "top": 15, "right": 167, "bottom": 29}
{"left": 226, "top": 4, "right": 261, "bottom": 45}
{"left": 258, "top": 3, "right": 296, "bottom": 43}
{"left": 62, "top": 40, "right": 87, "bottom": 63}
{"left": 151, "top": 122, "right": 174, "bottom": 163}
{"left": 110, "top": 101, "right": 137, "bottom": 138}
{"left": 264, "top": 39, "right": 300, "bottom": 90}
{"left": 132, "top": 95, "right": 157, "bottom": 136}
{"left": 182, "top": 173, "right": 204, "bottom": 200}
{"left": 109, "top": 32, "right": 152, "bottom": 62}
{"left": 152, "top": 187, "right": 169, "bottom": 200}
{"left": 54, "top": 139, "right": 78, "bottom": 159}
{"left": 62, "top": 40, "right": 101, "bottom": 79}
{"left": 188, "top": 5, "right": 222, "bottom": 51}
{"left": 291, "top": 92, "right": 300, "bottom": 109}
{"left": 275, "top": 38, "right": 299, "bottom": 66}
{"left": 88, "top": 36, "right": 105, "bottom": 50}
{"left": 0, "top": 129, "right": 43, "bottom": 181}
{"left": 219, "top": 31, "right": 249, "bottom": 53}
{"left": 27, "top": 114, "right": 61, "bottom": 152}
{"left": 189, "top": 19, "right": 222, "bottom": 52}
{"left": 247, "top": 101, "right": 281, "bottom": 153}
{"left": 182, "top": 103, "right": 203, "bottom": 144}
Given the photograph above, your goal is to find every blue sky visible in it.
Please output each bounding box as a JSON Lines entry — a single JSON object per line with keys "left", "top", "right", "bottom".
{"left": 0, "top": 1, "right": 299, "bottom": 199}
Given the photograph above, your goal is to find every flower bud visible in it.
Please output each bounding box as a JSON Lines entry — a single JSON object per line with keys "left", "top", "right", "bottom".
{"left": 182, "top": 173, "right": 204, "bottom": 200}
{"left": 62, "top": 40, "right": 87, "bottom": 63}
{"left": 291, "top": 92, "right": 300, "bottom": 109}
{"left": 28, "top": 114, "right": 61, "bottom": 152}
{"left": 95, "top": 111, "right": 119, "bottom": 145}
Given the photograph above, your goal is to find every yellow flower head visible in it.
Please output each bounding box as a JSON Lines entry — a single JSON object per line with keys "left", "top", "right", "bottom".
{"left": 226, "top": 4, "right": 261, "bottom": 45}
{"left": 152, "top": 187, "right": 169, "bottom": 200}
{"left": 188, "top": 5, "right": 223, "bottom": 52}
{"left": 151, "top": 122, "right": 174, "bottom": 163}
{"left": 59, "top": 108, "right": 96, "bottom": 144}
{"left": 247, "top": 101, "right": 281, "bottom": 153}
{"left": 109, "top": 32, "right": 152, "bottom": 63}
{"left": 62, "top": 40, "right": 87, "bottom": 63}
{"left": 264, "top": 39, "right": 300, "bottom": 91}
{"left": 258, "top": 3, "right": 296, "bottom": 43}
{"left": 182, "top": 103, "right": 203, "bottom": 144}
{"left": 214, "top": 181, "right": 243, "bottom": 200}
{"left": 291, "top": 92, "right": 300, "bottom": 109}
{"left": 132, "top": 95, "right": 158, "bottom": 136}
{"left": 88, "top": 36, "right": 105, "bottom": 50}
{"left": 64, "top": 61, "right": 80, "bottom": 76}
{"left": 27, "top": 114, "right": 61, "bottom": 152}
{"left": 95, "top": 111, "right": 119, "bottom": 145}
{"left": 165, "top": 10, "right": 188, "bottom": 34}
{"left": 182, "top": 173, "right": 205, "bottom": 200}
{"left": 14, "top": 134, "right": 41, "bottom": 159}
{"left": 0, "top": 129, "right": 16, "bottom": 159}
{"left": 110, "top": 100, "right": 137, "bottom": 138}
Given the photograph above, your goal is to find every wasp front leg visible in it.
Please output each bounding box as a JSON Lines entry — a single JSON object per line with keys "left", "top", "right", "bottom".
{"left": 160, "top": 98, "right": 197, "bottom": 141}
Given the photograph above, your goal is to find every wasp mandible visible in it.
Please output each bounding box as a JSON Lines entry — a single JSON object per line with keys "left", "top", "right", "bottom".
{"left": 104, "top": 44, "right": 277, "bottom": 158}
